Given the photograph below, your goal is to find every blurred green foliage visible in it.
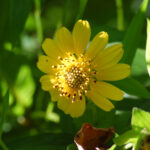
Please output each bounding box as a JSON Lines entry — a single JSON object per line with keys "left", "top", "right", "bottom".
{"left": 0, "top": 0, "right": 150, "bottom": 149}
{"left": 114, "top": 107, "right": 150, "bottom": 149}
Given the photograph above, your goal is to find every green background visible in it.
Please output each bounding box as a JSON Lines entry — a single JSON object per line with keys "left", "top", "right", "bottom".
{"left": 0, "top": 0, "right": 150, "bottom": 149}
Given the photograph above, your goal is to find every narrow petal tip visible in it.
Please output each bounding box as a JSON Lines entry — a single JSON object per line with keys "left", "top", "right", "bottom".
{"left": 99, "top": 31, "right": 108, "bottom": 39}
{"left": 77, "top": 19, "right": 90, "bottom": 28}
{"left": 73, "top": 19, "right": 91, "bottom": 54}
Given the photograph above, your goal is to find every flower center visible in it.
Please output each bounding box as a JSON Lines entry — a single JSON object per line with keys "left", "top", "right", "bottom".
{"left": 65, "top": 66, "right": 88, "bottom": 88}
{"left": 52, "top": 53, "right": 93, "bottom": 101}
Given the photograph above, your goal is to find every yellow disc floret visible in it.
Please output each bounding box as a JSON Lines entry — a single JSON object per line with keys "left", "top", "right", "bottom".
{"left": 52, "top": 53, "right": 92, "bottom": 102}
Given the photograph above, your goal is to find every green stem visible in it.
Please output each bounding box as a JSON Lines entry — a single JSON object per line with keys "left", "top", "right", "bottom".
{"left": 0, "top": 140, "right": 8, "bottom": 150}
{"left": 0, "top": 91, "right": 9, "bottom": 150}
{"left": 76, "top": 0, "right": 88, "bottom": 20}
{"left": 115, "top": 0, "right": 124, "bottom": 31}
{"left": 34, "top": 0, "right": 43, "bottom": 43}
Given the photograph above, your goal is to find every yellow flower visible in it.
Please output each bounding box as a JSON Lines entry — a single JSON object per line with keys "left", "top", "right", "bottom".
{"left": 37, "top": 20, "right": 130, "bottom": 118}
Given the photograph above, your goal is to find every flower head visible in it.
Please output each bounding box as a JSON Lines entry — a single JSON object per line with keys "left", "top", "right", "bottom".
{"left": 37, "top": 20, "right": 130, "bottom": 118}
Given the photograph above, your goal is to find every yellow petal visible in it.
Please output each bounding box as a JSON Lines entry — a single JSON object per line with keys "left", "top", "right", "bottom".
{"left": 94, "top": 44, "right": 124, "bottom": 69}
{"left": 86, "top": 31, "right": 108, "bottom": 59}
{"left": 42, "top": 38, "right": 63, "bottom": 58}
{"left": 72, "top": 20, "right": 91, "bottom": 55}
{"left": 91, "top": 81, "right": 124, "bottom": 101}
{"left": 57, "top": 98, "right": 85, "bottom": 118}
{"left": 40, "top": 75, "right": 52, "bottom": 91}
{"left": 40, "top": 75, "right": 59, "bottom": 102}
{"left": 57, "top": 97, "right": 70, "bottom": 112}
{"left": 50, "top": 89, "right": 60, "bottom": 102}
{"left": 96, "top": 64, "right": 130, "bottom": 81}
{"left": 66, "top": 98, "right": 85, "bottom": 118}
{"left": 87, "top": 90, "right": 114, "bottom": 111}
{"left": 37, "top": 55, "right": 54, "bottom": 73}
{"left": 56, "top": 27, "right": 74, "bottom": 53}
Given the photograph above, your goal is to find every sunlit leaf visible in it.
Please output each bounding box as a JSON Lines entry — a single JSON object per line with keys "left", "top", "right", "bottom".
{"left": 134, "top": 129, "right": 149, "bottom": 150}
{"left": 146, "top": 19, "right": 150, "bottom": 76}
{"left": 114, "top": 108, "right": 150, "bottom": 149}
{"left": 45, "top": 102, "right": 60, "bottom": 123}
{"left": 131, "top": 49, "right": 148, "bottom": 77}
{"left": 122, "top": 0, "right": 149, "bottom": 65}
{"left": 15, "top": 65, "right": 35, "bottom": 107}
{"left": 109, "top": 144, "right": 116, "bottom": 150}
{"left": 114, "top": 129, "right": 139, "bottom": 146}
{"left": 132, "top": 107, "right": 150, "bottom": 131}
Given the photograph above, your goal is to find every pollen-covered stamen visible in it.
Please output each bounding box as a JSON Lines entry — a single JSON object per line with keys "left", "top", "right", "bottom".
{"left": 93, "top": 71, "right": 97, "bottom": 75}
{"left": 58, "top": 56, "right": 63, "bottom": 61}
{"left": 65, "top": 66, "right": 89, "bottom": 89}
{"left": 52, "top": 53, "right": 92, "bottom": 101}
{"left": 52, "top": 65, "right": 57, "bottom": 69}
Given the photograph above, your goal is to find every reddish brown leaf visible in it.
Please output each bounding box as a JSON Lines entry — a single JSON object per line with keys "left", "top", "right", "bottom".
{"left": 74, "top": 123, "right": 114, "bottom": 150}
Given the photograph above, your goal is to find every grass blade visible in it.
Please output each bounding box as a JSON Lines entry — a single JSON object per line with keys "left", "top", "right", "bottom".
{"left": 0, "top": 91, "right": 9, "bottom": 150}
{"left": 76, "top": 0, "right": 88, "bottom": 20}
{"left": 113, "top": 77, "right": 150, "bottom": 98}
{"left": 122, "top": 0, "right": 149, "bottom": 65}
{"left": 115, "top": 0, "right": 124, "bottom": 31}
{"left": 146, "top": 19, "right": 150, "bottom": 76}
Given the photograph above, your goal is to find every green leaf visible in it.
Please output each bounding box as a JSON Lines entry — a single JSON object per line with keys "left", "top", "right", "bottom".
{"left": 15, "top": 65, "right": 35, "bottom": 107}
{"left": 146, "top": 19, "right": 150, "bottom": 76}
{"left": 63, "top": 0, "right": 88, "bottom": 27}
{"left": 134, "top": 129, "right": 148, "bottom": 150}
{"left": 34, "top": 0, "right": 43, "bottom": 43}
{"left": 0, "top": 91, "right": 9, "bottom": 139}
{"left": 63, "top": 0, "right": 79, "bottom": 26}
{"left": 0, "top": 91, "right": 9, "bottom": 150}
{"left": 114, "top": 129, "right": 139, "bottom": 146}
{"left": 7, "top": 133, "right": 73, "bottom": 150}
{"left": 0, "top": 0, "right": 9, "bottom": 45}
{"left": 6, "top": 0, "right": 32, "bottom": 43}
{"left": 76, "top": 0, "right": 88, "bottom": 20}
{"left": 11, "top": 65, "right": 35, "bottom": 116}
{"left": 122, "top": 0, "right": 149, "bottom": 65}
{"left": 109, "top": 144, "right": 116, "bottom": 150}
{"left": 132, "top": 107, "right": 150, "bottom": 131}
{"left": 113, "top": 77, "right": 150, "bottom": 98}
{"left": 0, "top": 50, "right": 27, "bottom": 84}
{"left": 131, "top": 49, "right": 148, "bottom": 77}
{"left": 0, "top": 51, "right": 35, "bottom": 115}
{"left": 115, "top": 98, "right": 150, "bottom": 112}
{"left": 115, "top": 0, "right": 124, "bottom": 31}
{"left": 114, "top": 111, "right": 131, "bottom": 133}
{"left": 91, "top": 26, "right": 124, "bottom": 42}
{"left": 131, "top": 48, "right": 150, "bottom": 86}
